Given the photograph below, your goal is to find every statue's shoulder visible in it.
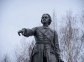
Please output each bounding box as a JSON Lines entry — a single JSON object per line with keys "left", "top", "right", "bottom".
{"left": 35, "top": 26, "right": 43, "bottom": 30}
{"left": 31, "top": 26, "right": 43, "bottom": 32}
{"left": 49, "top": 28, "right": 58, "bottom": 35}
{"left": 48, "top": 27, "right": 55, "bottom": 33}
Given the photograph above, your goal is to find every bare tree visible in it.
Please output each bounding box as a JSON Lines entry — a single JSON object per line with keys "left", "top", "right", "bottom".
{"left": 80, "top": 10, "right": 84, "bottom": 62}
{"left": 15, "top": 39, "right": 35, "bottom": 62}
{"left": 59, "top": 11, "right": 83, "bottom": 62}
{"left": 80, "top": 10, "right": 84, "bottom": 27}
{"left": 1, "top": 54, "right": 11, "bottom": 62}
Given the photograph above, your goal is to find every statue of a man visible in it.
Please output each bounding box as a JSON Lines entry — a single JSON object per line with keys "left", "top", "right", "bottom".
{"left": 18, "top": 14, "right": 64, "bottom": 62}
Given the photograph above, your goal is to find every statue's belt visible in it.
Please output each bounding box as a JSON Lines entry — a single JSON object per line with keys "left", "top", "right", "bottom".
{"left": 36, "top": 41, "right": 51, "bottom": 44}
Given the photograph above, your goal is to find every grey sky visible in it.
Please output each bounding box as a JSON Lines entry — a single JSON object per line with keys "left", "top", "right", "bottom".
{"left": 0, "top": 0, "right": 84, "bottom": 61}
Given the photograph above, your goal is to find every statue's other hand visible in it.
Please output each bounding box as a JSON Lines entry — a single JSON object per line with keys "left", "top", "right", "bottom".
{"left": 18, "top": 28, "right": 27, "bottom": 36}
{"left": 18, "top": 30, "right": 23, "bottom": 36}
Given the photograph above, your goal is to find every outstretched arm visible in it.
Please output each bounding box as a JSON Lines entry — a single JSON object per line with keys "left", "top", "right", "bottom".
{"left": 18, "top": 28, "right": 36, "bottom": 37}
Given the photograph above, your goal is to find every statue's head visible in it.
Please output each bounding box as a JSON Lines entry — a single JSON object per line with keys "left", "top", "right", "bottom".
{"left": 41, "top": 14, "right": 52, "bottom": 25}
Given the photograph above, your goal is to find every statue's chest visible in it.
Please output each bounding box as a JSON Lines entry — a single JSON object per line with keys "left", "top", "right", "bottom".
{"left": 36, "top": 28, "right": 54, "bottom": 39}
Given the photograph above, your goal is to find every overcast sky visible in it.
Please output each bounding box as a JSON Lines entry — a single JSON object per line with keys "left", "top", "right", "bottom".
{"left": 0, "top": 0, "right": 84, "bottom": 61}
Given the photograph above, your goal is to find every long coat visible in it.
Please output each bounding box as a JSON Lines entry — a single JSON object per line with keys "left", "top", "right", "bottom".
{"left": 23, "top": 26, "right": 60, "bottom": 62}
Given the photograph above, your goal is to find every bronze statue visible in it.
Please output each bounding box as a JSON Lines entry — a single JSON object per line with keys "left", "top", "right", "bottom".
{"left": 18, "top": 14, "right": 64, "bottom": 62}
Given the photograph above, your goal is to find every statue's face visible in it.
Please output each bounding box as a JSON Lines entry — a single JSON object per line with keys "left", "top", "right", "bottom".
{"left": 41, "top": 14, "right": 50, "bottom": 25}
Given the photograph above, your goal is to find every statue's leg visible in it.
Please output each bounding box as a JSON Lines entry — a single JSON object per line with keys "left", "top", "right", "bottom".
{"left": 45, "top": 45, "right": 57, "bottom": 62}
{"left": 45, "top": 45, "right": 51, "bottom": 62}
{"left": 46, "top": 49, "right": 50, "bottom": 62}
{"left": 32, "top": 53, "right": 39, "bottom": 62}
{"left": 32, "top": 44, "right": 44, "bottom": 62}
{"left": 38, "top": 44, "right": 44, "bottom": 62}
{"left": 50, "top": 53, "right": 57, "bottom": 62}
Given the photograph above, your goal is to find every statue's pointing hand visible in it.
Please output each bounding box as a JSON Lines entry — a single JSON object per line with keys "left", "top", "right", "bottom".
{"left": 18, "top": 28, "right": 27, "bottom": 36}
